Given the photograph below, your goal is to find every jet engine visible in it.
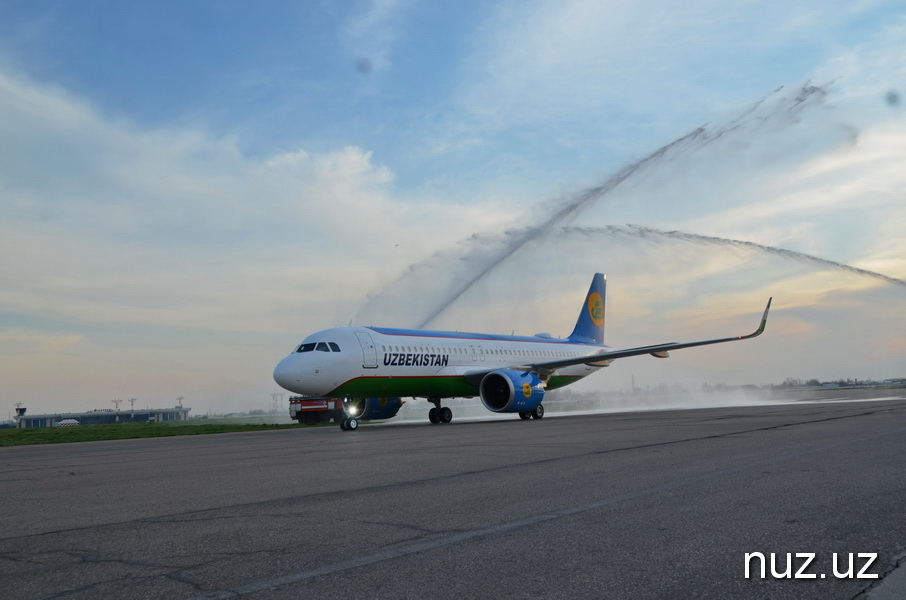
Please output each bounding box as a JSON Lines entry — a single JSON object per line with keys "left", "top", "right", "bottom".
{"left": 479, "top": 370, "right": 544, "bottom": 413}
{"left": 344, "top": 397, "right": 404, "bottom": 421}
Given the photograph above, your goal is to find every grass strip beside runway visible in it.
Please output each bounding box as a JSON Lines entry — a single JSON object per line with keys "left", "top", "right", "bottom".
{"left": 0, "top": 421, "right": 307, "bottom": 446}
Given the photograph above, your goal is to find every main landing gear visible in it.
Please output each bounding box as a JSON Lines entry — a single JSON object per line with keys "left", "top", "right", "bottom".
{"left": 339, "top": 417, "right": 359, "bottom": 431}
{"left": 518, "top": 405, "right": 545, "bottom": 420}
{"left": 427, "top": 398, "right": 453, "bottom": 424}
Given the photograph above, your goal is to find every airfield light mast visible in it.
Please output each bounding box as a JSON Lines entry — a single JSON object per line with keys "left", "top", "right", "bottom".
{"left": 270, "top": 392, "right": 285, "bottom": 414}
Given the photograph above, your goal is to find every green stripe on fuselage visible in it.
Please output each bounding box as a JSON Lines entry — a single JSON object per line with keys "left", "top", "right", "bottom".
{"left": 328, "top": 375, "right": 583, "bottom": 398}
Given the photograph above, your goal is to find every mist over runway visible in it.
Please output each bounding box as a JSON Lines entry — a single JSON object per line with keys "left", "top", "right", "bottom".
{"left": 3, "top": 395, "right": 905, "bottom": 600}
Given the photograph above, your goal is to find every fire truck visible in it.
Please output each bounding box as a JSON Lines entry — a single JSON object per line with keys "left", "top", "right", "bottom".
{"left": 289, "top": 396, "right": 405, "bottom": 429}
{"left": 288, "top": 396, "right": 343, "bottom": 424}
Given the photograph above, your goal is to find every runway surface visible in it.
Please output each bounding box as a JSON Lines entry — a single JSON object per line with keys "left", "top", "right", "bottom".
{"left": 2, "top": 396, "right": 905, "bottom": 599}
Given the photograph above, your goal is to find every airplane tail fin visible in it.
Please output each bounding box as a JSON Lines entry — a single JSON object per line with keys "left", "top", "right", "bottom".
{"left": 568, "top": 273, "right": 606, "bottom": 344}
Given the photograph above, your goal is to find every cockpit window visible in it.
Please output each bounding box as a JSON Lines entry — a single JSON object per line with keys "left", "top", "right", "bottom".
{"left": 296, "top": 341, "right": 341, "bottom": 353}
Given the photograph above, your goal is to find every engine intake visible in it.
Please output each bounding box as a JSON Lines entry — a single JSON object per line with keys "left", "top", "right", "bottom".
{"left": 479, "top": 370, "right": 544, "bottom": 413}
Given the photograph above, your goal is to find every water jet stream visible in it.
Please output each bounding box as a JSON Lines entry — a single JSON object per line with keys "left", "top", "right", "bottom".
{"left": 566, "top": 225, "right": 906, "bottom": 287}
{"left": 405, "top": 83, "right": 833, "bottom": 327}
{"left": 356, "top": 81, "right": 899, "bottom": 329}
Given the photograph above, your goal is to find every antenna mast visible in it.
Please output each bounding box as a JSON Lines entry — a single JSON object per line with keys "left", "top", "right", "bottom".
{"left": 112, "top": 398, "right": 122, "bottom": 423}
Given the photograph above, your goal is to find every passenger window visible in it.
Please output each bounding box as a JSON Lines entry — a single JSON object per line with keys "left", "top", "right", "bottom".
{"left": 329, "top": 342, "right": 340, "bottom": 352}
{"left": 316, "top": 342, "right": 330, "bottom": 352}
{"left": 296, "top": 343, "right": 316, "bottom": 353}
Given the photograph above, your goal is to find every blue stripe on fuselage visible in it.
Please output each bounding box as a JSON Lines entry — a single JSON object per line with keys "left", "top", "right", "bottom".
{"left": 366, "top": 326, "right": 604, "bottom": 348}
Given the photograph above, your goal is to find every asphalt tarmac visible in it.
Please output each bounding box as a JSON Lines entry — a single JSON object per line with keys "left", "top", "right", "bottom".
{"left": 2, "top": 396, "right": 905, "bottom": 599}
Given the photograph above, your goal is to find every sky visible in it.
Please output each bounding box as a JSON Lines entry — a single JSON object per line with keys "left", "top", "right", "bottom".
{"left": 1, "top": 0, "right": 904, "bottom": 417}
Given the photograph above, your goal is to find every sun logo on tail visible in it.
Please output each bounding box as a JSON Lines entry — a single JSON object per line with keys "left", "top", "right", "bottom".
{"left": 587, "top": 292, "right": 604, "bottom": 327}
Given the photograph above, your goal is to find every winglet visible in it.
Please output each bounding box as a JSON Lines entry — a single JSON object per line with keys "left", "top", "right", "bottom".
{"left": 740, "top": 297, "right": 772, "bottom": 340}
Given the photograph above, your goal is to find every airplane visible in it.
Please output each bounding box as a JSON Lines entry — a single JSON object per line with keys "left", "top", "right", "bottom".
{"left": 273, "top": 273, "right": 771, "bottom": 431}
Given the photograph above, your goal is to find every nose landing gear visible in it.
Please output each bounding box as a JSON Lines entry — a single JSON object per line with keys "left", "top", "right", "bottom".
{"left": 339, "top": 417, "right": 359, "bottom": 431}
{"left": 339, "top": 397, "right": 361, "bottom": 431}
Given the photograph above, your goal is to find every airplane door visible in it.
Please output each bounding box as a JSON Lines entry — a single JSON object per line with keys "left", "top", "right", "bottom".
{"left": 355, "top": 332, "right": 378, "bottom": 368}
{"left": 469, "top": 345, "right": 477, "bottom": 361}
{"left": 478, "top": 346, "right": 486, "bottom": 362}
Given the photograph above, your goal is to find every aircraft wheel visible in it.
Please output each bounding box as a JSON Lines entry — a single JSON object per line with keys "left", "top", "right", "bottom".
{"left": 428, "top": 407, "right": 440, "bottom": 424}
{"left": 531, "top": 405, "right": 545, "bottom": 419}
{"left": 347, "top": 418, "right": 359, "bottom": 431}
{"left": 340, "top": 418, "right": 349, "bottom": 431}
{"left": 518, "top": 412, "right": 531, "bottom": 420}
{"left": 440, "top": 407, "right": 453, "bottom": 424}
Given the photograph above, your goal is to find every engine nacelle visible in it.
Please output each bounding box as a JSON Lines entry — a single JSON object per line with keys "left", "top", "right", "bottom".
{"left": 479, "top": 370, "right": 545, "bottom": 413}
{"left": 345, "top": 397, "right": 404, "bottom": 421}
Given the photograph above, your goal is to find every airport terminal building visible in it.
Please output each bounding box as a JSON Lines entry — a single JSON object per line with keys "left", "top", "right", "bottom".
{"left": 16, "top": 407, "right": 191, "bottom": 428}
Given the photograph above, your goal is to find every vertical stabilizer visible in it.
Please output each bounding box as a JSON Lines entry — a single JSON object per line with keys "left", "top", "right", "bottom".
{"left": 567, "top": 273, "right": 606, "bottom": 344}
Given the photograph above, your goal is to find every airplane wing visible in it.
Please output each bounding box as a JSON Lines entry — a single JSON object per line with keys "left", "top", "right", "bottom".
{"left": 463, "top": 298, "right": 771, "bottom": 384}
{"left": 548, "top": 297, "right": 771, "bottom": 366}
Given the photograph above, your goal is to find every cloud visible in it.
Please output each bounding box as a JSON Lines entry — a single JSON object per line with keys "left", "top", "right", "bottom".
{"left": 678, "top": 120, "right": 906, "bottom": 261}
{"left": 0, "top": 67, "right": 520, "bottom": 411}
{"left": 0, "top": 328, "right": 83, "bottom": 354}
{"left": 0, "top": 68, "right": 516, "bottom": 337}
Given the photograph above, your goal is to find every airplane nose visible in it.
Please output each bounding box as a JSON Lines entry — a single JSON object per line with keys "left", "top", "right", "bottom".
{"left": 273, "top": 356, "right": 299, "bottom": 391}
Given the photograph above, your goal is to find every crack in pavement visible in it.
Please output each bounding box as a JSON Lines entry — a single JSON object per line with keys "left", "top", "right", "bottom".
{"left": 853, "top": 550, "right": 906, "bottom": 600}
{"left": 2, "top": 546, "right": 237, "bottom": 599}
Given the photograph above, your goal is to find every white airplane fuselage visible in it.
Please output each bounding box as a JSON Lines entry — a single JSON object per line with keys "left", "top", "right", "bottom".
{"left": 273, "top": 326, "right": 606, "bottom": 399}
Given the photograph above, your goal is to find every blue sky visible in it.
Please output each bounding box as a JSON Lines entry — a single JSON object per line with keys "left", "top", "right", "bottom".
{"left": 1, "top": 1, "right": 904, "bottom": 415}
